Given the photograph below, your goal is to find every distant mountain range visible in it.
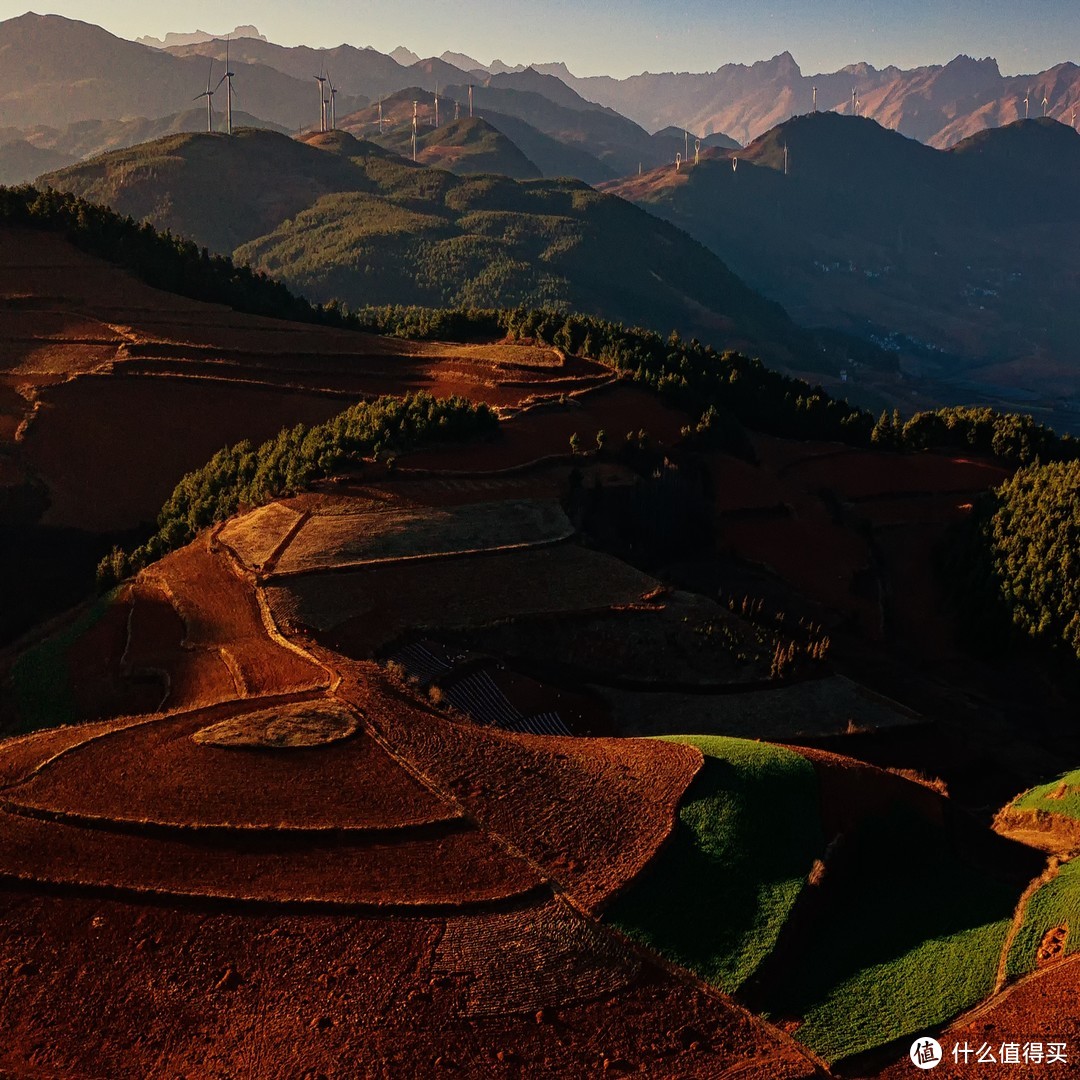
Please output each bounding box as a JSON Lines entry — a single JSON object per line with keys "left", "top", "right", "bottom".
{"left": 36, "top": 127, "right": 807, "bottom": 362}
{"left": 0, "top": 14, "right": 364, "bottom": 132}
{"left": 137, "top": 25, "right": 266, "bottom": 49}
{"left": 604, "top": 112, "right": 1080, "bottom": 406}
{"left": 533, "top": 52, "right": 1080, "bottom": 148}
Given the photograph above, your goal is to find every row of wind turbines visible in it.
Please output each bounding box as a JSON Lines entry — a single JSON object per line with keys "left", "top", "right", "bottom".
{"left": 193, "top": 38, "right": 341, "bottom": 136}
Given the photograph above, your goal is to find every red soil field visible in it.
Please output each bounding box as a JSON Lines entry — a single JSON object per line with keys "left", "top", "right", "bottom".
{"left": 20, "top": 375, "right": 350, "bottom": 530}
{"left": 707, "top": 449, "right": 790, "bottom": 511}
{"left": 270, "top": 543, "right": 658, "bottom": 656}
{"left": 0, "top": 715, "right": 154, "bottom": 791}
{"left": 780, "top": 447, "right": 1009, "bottom": 500}
{"left": 344, "top": 664, "right": 704, "bottom": 911}
{"left": 3, "top": 703, "right": 463, "bottom": 832}
{"left": 0, "top": 805, "right": 542, "bottom": 907}
{"left": 404, "top": 383, "right": 689, "bottom": 471}
{"left": 144, "top": 540, "right": 326, "bottom": 700}
{"left": 0, "top": 887, "right": 823, "bottom": 1079}
{"left": 122, "top": 580, "right": 238, "bottom": 711}
{"left": 1, "top": 226, "right": 612, "bottom": 534}
{"left": 720, "top": 512, "right": 879, "bottom": 633}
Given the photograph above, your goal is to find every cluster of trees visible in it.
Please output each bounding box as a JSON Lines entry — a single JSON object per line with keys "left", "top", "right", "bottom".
{"left": 97, "top": 393, "right": 497, "bottom": 586}
{"left": 950, "top": 460, "right": 1080, "bottom": 663}
{"left": 872, "top": 405, "right": 1079, "bottom": 466}
{"left": 0, "top": 185, "right": 323, "bottom": 323}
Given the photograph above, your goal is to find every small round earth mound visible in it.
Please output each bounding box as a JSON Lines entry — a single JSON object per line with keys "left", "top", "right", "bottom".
{"left": 192, "top": 702, "right": 358, "bottom": 748}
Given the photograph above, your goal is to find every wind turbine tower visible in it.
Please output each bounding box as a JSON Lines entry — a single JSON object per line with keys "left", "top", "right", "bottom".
{"left": 327, "top": 74, "right": 338, "bottom": 131}
{"left": 194, "top": 59, "right": 215, "bottom": 133}
{"left": 851, "top": 86, "right": 857, "bottom": 115}
{"left": 378, "top": 98, "right": 384, "bottom": 133}
{"left": 454, "top": 98, "right": 460, "bottom": 122}
{"left": 214, "top": 38, "right": 236, "bottom": 136}
{"left": 1043, "top": 93, "right": 1049, "bottom": 117}
{"left": 412, "top": 99, "right": 418, "bottom": 161}
{"left": 468, "top": 84, "right": 474, "bottom": 118}
{"left": 783, "top": 142, "right": 789, "bottom": 176}
{"left": 314, "top": 71, "right": 328, "bottom": 132}
{"left": 434, "top": 83, "right": 439, "bottom": 128}
{"left": 1025, "top": 89, "right": 1030, "bottom": 119}
{"left": 812, "top": 85, "right": 817, "bottom": 112}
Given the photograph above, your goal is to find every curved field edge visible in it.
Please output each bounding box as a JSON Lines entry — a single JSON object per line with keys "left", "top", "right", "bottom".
{"left": 1009, "top": 767, "right": 1080, "bottom": 823}
{"left": 770, "top": 805, "right": 1023, "bottom": 1064}
{"left": 603, "top": 735, "right": 823, "bottom": 994}
{"left": 1005, "top": 857, "right": 1080, "bottom": 979}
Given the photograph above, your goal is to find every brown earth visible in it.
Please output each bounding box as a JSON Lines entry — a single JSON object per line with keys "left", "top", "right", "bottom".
{"left": 0, "top": 226, "right": 611, "bottom": 532}
{"left": 0, "top": 887, "right": 823, "bottom": 1079}
{"left": 0, "top": 515, "right": 826, "bottom": 1076}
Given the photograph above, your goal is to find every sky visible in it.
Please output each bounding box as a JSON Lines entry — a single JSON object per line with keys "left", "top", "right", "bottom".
{"left": 2, "top": 0, "right": 1078, "bottom": 77}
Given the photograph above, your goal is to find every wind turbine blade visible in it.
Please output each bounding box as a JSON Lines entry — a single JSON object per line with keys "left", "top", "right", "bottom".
{"left": 215, "top": 74, "right": 228, "bottom": 90}
{"left": 206, "top": 59, "right": 214, "bottom": 93}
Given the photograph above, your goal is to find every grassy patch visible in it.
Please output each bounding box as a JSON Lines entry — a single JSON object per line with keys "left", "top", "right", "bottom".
{"left": 767, "top": 807, "right": 1020, "bottom": 1064}
{"left": 1005, "top": 857, "right": 1080, "bottom": 979}
{"left": 1011, "top": 769, "right": 1080, "bottom": 822}
{"left": 606, "top": 735, "right": 822, "bottom": 993}
{"left": 9, "top": 597, "right": 110, "bottom": 735}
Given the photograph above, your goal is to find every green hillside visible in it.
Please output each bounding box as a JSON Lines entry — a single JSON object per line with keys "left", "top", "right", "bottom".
{"left": 40, "top": 127, "right": 806, "bottom": 357}
{"left": 364, "top": 111, "right": 542, "bottom": 180}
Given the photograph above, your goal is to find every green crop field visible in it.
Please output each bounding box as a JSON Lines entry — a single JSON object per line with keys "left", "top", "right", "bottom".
{"left": 1011, "top": 769, "right": 1080, "bottom": 822}
{"left": 9, "top": 596, "right": 110, "bottom": 735}
{"left": 606, "top": 735, "right": 823, "bottom": 993}
{"left": 1006, "top": 857, "right": 1080, "bottom": 979}
{"left": 767, "top": 807, "right": 1021, "bottom": 1064}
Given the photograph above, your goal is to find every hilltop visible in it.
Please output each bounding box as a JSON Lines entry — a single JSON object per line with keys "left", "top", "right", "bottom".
{"left": 0, "top": 13, "right": 363, "bottom": 131}
{"left": 341, "top": 88, "right": 614, "bottom": 183}
{"left": 603, "top": 112, "right": 1080, "bottom": 414}
{"left": 38, "top": 127, "right": 806, "bottom": 360}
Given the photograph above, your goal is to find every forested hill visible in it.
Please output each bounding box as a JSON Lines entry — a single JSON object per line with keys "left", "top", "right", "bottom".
{"left": 37, "top": 128, "right": 808, "bottom": 360}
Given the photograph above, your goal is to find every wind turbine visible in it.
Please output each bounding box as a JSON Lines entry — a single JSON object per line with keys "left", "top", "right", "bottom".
{"left": 1042, "top": 93, "right": 1049, "bottom": 117}
{"left": 314, "top": 70, "right": 328, "bottom": 132}
{"left": 783, "top": 142, "right": 789, "bottom": 176}
{"left": 214, "top": 37, "right": 236, "bottom": 136}
{"left": 468, "top": 84, "right": 474, "bottom": 118}
{"left": 434, "top": 82, "right": 439, "bottom": 128}
{"left": 1024, "top": 88, "right": 1030, "bottom": 119}
{"left": 812, "top": 85, "right": 817, "bottom": 112}
{"left": 326, "top": 73, "right": 338, "bottom": 131}
{"left": 378, "top": 97, "right": 384, "bottom": 133}
{"left": 412, "top": 99, "right": 418, "bottom": 161}
{"left": 851, "top": 86, "right": 857, "bottom": 115}
{"left": 194, "top": 59, "right": 215, "bottom": 133}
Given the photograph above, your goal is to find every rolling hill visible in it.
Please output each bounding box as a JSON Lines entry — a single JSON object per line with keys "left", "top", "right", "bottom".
{"left": 603, "top": 112, "right": 1080, "bottom": 412}
{"left": 0, "top": 107, "right": 287, "bottom": 185}
{"left": 38, "top": 127, "right": 805, "bottom": 359}
{"left": 0, "top": 13, "right": 364, "bottom": 131}
{"left": 341, "top": 88, "right": 615, "bottom": 183}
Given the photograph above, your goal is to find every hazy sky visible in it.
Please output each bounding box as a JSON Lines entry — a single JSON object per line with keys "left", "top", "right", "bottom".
{"left": 4, "top": 1, "right": 1078, "bottom": 77}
